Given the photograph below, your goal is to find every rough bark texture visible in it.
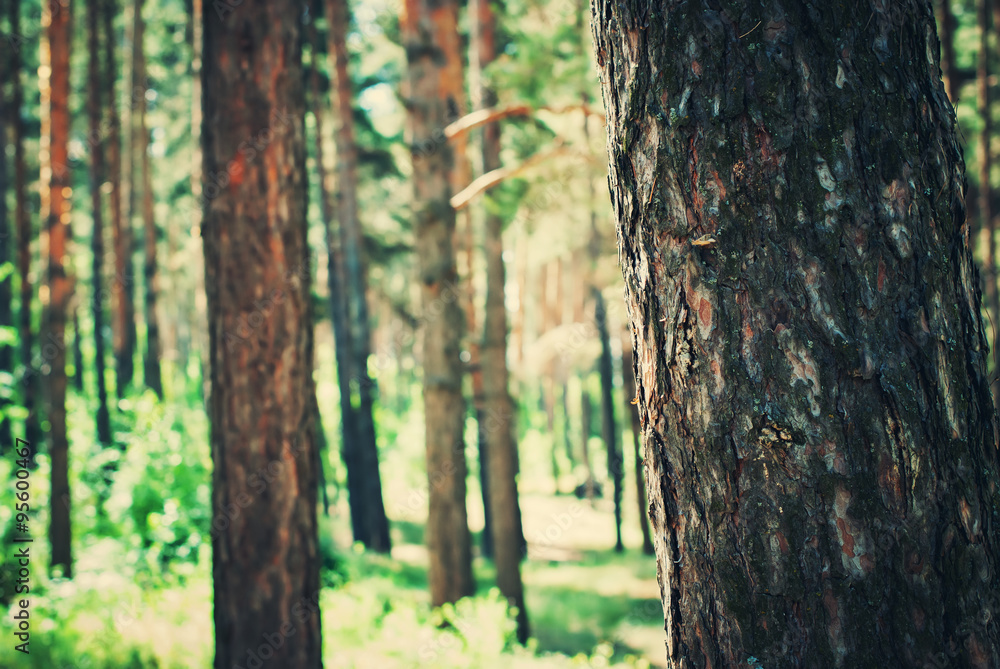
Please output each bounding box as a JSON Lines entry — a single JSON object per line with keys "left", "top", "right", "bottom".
{"left": 325, "top": 0, "right": 391, "bottom": 553}
{"left": 594, "top": 1, "right": 1000, "bottom": 666}
{"left": 45, "top": 0, "right": 73, "bottom": 578}
{"left": 136, "top": 0, "right": 162, "bottom": 399}
{"left": 202, "top": 2, "right": 322, "bottom": 667}
{"left": 621, "top": 327, "right": 654, "bottom": 555}
{"left": 473, "top": 0, "right": 529, "bottom": 642}
{"left": 88, "top": 0, "right": 113, "bottom": 445}
{"left": 11, "top": 0, "right": 42, "bottom": 456}
{"left": 402, "top": 0, "right": 475, "bottom": 606}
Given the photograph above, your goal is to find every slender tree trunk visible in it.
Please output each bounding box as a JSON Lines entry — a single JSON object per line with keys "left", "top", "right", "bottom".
{"left": 939, "top": 0, "right": 960, "bottom": 104}
{"left": 620, "top": 327, "right": 653, "bottom": 555}
{"left": 981, "top": 0, "right": 1000, "bottom": 410}
{"left": 595, "top": 2, "right": 1000, "bottom": 665}
{"left": 561, "top": 381, "right": 574, "bottom": 466}
{"left": 202, "top": 1, "right": 322, "bottom": 667}
{"left": 118, "top": 0, "right": 138, "bottom": 394}
{"left": 472, "top": 0, "right": 528, "bottom": 642}
{"left": 402, "top": 0, "right": 475, "bottom": 606}
{"left": 325, "top": 0, "right": 391, "bottom": 553}
{"left": 595, "top": 290, "right": 623, "bottom": 552}
{"left": 135, "top": 0, "right": 161, "bottom": 399}
{"left": 0, "top": 20, "right": 12, "bottom": 450}
{"left": 580, "top": 385, "right": 595, "bottom": 501}
{"left": 307, "top": 5, "right": 362, "bottom": 540}
{"left": 11, "top": 0, "right": 42, "bottom": 457}
{"left": 88, "top": 0, "right": 112, "bottom": 445}
{"left": 44, "top": 0, "right": 74, "bottom": 579}
{"left": 72, "top": 307, "right": 84, "bottom": 391}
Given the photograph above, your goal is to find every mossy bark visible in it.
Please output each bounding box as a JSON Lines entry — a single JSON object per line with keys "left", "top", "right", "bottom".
{"left": 593, "top": 1, "right": 1000, "bottom": 666}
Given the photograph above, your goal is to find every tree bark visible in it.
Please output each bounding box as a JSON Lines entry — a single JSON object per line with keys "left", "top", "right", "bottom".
{"left": 135, "top": 0, "right": 162, "bottom": 399}
{"left": 621, "top": 326, "right": 654, "bottom": 556}
{"left": 594, "top": 1, "right": 1000, "bottom": 666}
{"left": 44, "top": 0, "right": 74, "bottom": 579}
{"left": 402, "top": 0, "right": 475, "bottom": 606}
{"left": 88, "top": 0, "right": 112, "bottom": 445}
{"left": 473, "top": 0, "right": 529, "bottom": 642}
{"left": 325, "top": 0, "right": 391, "bottom": 553}
{"left": 11, "top": 0, "right": 42, "bottom": 457}
{"left": 202, "top": 1, "right": 322, "bottom": 667}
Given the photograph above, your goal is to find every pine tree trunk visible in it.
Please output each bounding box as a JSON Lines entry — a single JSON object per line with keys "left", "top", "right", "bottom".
{"left": 938, "top": 0, "right": 960, "bottom": 103}
{"left": 45, "top": 0, "right": 74, "bottom": 579}
{"left": 88, "top": 0, "right": 112, "bottom": 445}
{"left": 202, "top": 1, "right": 322, "bottom": 667}
{"left": 402, "top": 0, "right": 475, "bottom": 606}
{"left": 135, "top": 0, "right": 161, "bottom": 399}
{"left": 11, "top": 0, "right": 42, "bottom": 457}
{"left": 72, "top": 307, "right": 84, "bottom": 392}
{"left": 307, "top": 6, "right": 362, "bottom": 542}
{"left": 118, "top": 0, "right": 139, "bottom": 394}
{"left": 595, "top": 290, "right": 623, "bottom": 552}
{"left": 472, "top": 0, "right": 529, "bottom": 641}
{"left": 979, "top": 0, "right": 1000, "bottom": 412}
{"left": 621, "top": 326, "right": 654, "bottom": 555}
{"left": 325, "top": 0, "right": 391, "bottom": 553}
{"left": 0, "top": 20, "right": 13, "bottom": 450}
{"left": 594, "top": 2, "right": 1000, "bottom": 665}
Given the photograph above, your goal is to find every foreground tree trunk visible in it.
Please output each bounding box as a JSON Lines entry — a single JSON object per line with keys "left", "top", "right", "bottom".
{"left": 202, "top": 2, "right": 322, "bottom": 667}
{"left": 44, "top": 0, "right": 73, "bottom": 579}
{"left": 135, "top": 0, "right": 162, "bottom": 399}
{"left": 11, "top": 0, "right": 42, "bottom": 455}
{"left": 472, "top": 0, "right": 529, "bottom": 642}
{"left": 594, "top": 2, "right": 1000, "bottom": 666}
{"left": 88, "top": 0, "right": 113, "bottom": 445}
{"left": 402, "top": 0, "right": 475, "bottom": 606}
{"left": 325, "top": 0, "right": 391, "bottom": 553}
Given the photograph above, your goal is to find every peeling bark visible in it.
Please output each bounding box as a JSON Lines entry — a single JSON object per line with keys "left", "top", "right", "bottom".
{"left": 594, "top": 1, "right": 1000, "bottom": 666}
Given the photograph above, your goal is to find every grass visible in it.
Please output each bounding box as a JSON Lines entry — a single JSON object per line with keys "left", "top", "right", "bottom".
{"left": 0, "top": 490, "right": 664, "bottom": 668}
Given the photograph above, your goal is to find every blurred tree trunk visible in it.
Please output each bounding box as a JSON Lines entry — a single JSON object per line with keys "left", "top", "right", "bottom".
{"left": 88, "top": 0, "right": 112, "bottom": 445}
{"left": 580, "top": 386, "right": 595, "bottom": 500}
{"left": 939, "top": 0, "right": 960, "bottom": 103}
{"left": 307, "top": 3, "right": 360, "bottom": 534}
{"left": 595, "top": 1, "right": 1000, "bottom": 665}
{"left": 402, "top": 0, "right": 475, "bottom": 606}
{"left": 473, "top": 0, "right": 529, "bottom": 642}
{"left": 980, "top": 0, "right": 1000, "bottom": 410}
{"left": 594, "top": 290, "right": 623, "bottom": 552}
{"left": 620, "top": 327, "right": 653, "bottom": 555}
{"left": 0, "top": 21, "right": 12, "bottom": 450}
{"left": 44, "top": 0, "right": 74, "bottom": 579}
{"left": 119, "top": 0, "right": 138, "bottom": 394}
{"left": 11, "top": 0, "right": 42, "bottom": 457}
{"left": 325, "top": 0, "right": 391, "bottom": 553}
{"left": 72, "top": 307, "right": 84, "bottom": 391}
{"left": 561, "top": 382, "right": 574, "bottom": 466}
{"left": 135, "top": 0, "right": 162, "bottom": 399}
{"left": 202, "top": 1, "right": 322, "bottom": 667}
{"left": 103, "top": 0, "right": 131, "bottom": 401}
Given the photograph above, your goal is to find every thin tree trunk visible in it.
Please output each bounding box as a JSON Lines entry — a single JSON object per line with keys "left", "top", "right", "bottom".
{"left": 44, "top": 0, "right": 74, "bottom": 579}
{"left": 118, "top": 0, "right": 138, "bottom": 394}
{"left": 88, "top": 0, "right": 112, "bottom": 445}
{"left": 11, "top": 0, "right": 42, "bottom": 457}
{"left": 620, "top": 326, "right": 653, "bottom": 555}
{"left": 203, "top": 1, "right": 322, "bottom": 666}
{"left": 983, "top": 0, "right": 1000, "bottom": 410}
{"left": 0, "top": 20, "right": 12, "bottom": 450}
{"left": 325, "top": 0, "right": 391, "bottom": 553}
{"left": 939, "top": 0, "right": 960, "bottom": 104}
{"left": 72, "top": 307, "right": 84, "bottom": 392}
{"left": 561, "top": 381, "right": 574, "bottom": 466}
{"left": 595, "top": 290, "right": 623, "bottom": 552}
{"left": 135, "top": 0, "right": 161, "bottom": 399}
{"left": 472, "top": 0, "right": 528, "bottom": 642}
{"left": 595, "top": 1, "right": 1000, "bottom": 664}
{"left": 580, "top": 386, "right": 595, "bottom": 501}
{"left": 402, "top": 0, "right": 475, "bottom": 606}
{"left": 307, "top": 3, "right": 361, "bottom": 541}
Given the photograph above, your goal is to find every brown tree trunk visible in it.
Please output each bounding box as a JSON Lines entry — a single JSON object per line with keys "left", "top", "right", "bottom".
{"left": 402, "top": 0, "right": 475, "bottom": 606}
{"left": 980, "top": 0, "right": 1000, "bottom": 415}
{"left": 307, "top": 4, "right": 362, "bottom": 542}
{"left": 72, "top": 307, "right": 84, "bottom": 392}
{"left": 118, "top": 0, "right": 138, "bottom": 394}
{"left": 620, "top": 326, "right": 653, "bottom": 556}
{"left": 473, "top": 0, "right": 529, "bottom": 642}
{"left": 203, "top": 1, "right": 322, "bottom": 667}
{"left": 595, "top": 2, "right": 1000, "bottom": 666}
{"left": 325, "top": 0, "right": 391, "bottom": 553}
{"left": 44, "top": 0, "right": 74, "bottom": 579}
{"left": 135, "top": 0, "right": 161, "bottom": 399}
{"left": 88, "top": 0, "right": 112, "bottom": 445}
{"left": 11, "top": 0, "right": 42, "bottom": 456}
{"left": 0, "top": 16, "right": 12, "bottom": 450}
{"left": 939, "top": 0, "right": 960, "bottom": 104}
